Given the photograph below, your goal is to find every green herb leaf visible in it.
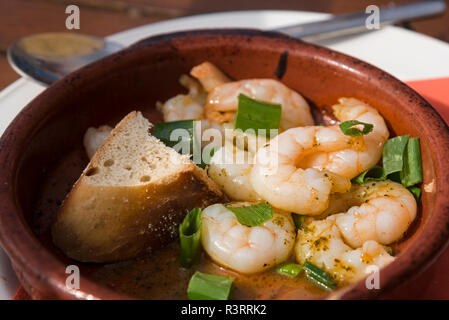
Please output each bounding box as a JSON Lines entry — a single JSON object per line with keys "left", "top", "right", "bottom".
{"left": 407, "top": 186, "right": 422, "bottom": 200}
{"left": 292, "top": 214, "right": 305, "bottom": 231}
{"left": 352, "top": 165, "right": 386, "bottom": 184}
{"left": 382, "top": 135, "right": 409, "bottom": 176}
{"left": 187, "top": 271, "right": 234, "bottom": 300}
{"left": 179, "top": 208, "right": 202, "bottom": 268}
{"left": 225, "top": 202, "right": 273, "bottom": 227}
{"left": 153, "top": 120, "right": 204, "bottom": 168}
{"left": 339, "top": 120, "right": 374, "bottom": 136}
{"left": 276, "top": 263, "right": 303, "bottom": 278}
{"left": 234, "top": 94, "right": 282, "bottom": 138}
{"left": 400, "top": 137, "right": 423, "bottom": 187}
{"left": 303, "top": 261, "right": 337, "bottom": 291}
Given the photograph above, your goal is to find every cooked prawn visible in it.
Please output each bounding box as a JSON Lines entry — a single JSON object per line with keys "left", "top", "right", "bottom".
{"left": 201, "top": 203, "right": 296, "bottom": 274}
{"left": 250, "top": 126, "right": 354, "bottom": 215}
{"left": 83, "top": 125, "right": 112, "bottom": 159}
{"left": 208, "top": 143, "right": 261, "bottom": 201}
{"left": 299, "top": 98, "right": 389, "bottom": 179}
{"left": 332, "top": 180, "right": 417, "bottom": 247}
{"left": 295, "top": 216, "right": 394, "bottom": 283}
{"left": 203, "top": 79, "right": 314, "bottom": 130}
{"left": 156, "top": 75, "right": 207, "bottom": 122}
{"left": 190, "top": 61, "right": 231, "bottom": 92}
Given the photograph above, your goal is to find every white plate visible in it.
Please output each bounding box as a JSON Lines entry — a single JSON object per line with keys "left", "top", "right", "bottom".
{"left": 1, "top": 10, "right": 449, "bottom": 300}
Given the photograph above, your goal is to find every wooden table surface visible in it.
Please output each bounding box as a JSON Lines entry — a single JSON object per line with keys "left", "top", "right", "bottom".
{"left": 1, "top": 0, "right": 449, "bottom": 90}
{"left": 3, "top": 0, "right": 449, "bottom": 300}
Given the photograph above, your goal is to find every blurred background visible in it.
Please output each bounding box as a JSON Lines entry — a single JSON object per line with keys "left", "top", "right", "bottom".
{"left": 1, "top": 0, "right": 448, "bottom": 90}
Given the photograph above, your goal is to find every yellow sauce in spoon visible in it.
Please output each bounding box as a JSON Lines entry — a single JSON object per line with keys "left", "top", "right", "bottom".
{"left": 18, "top": 33, "right": 104, "bottom": 59}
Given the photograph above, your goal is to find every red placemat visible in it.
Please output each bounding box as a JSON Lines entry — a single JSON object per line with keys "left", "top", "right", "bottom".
{"left": 13, "top": 78, "right": 449, "bottom": 300}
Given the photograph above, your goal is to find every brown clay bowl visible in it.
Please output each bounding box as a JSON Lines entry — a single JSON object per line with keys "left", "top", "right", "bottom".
{"left": 1, "top": 29, "right": 449, "bottom": 300}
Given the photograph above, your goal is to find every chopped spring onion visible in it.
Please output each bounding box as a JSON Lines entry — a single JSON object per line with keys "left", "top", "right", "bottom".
{"left": 408, "top": 186, "right": 422, "bottom": 200}
{"left": 276, "top": 263, "right": 303, "bottom": 278}
{"left": 179, "top": 208, "right": 202, "bottom": 268}
{"left": 303, "top": 261, "right": 337, "bottom": 291}
{"left": 234, "top": 94, "right": 282, "bottom": 138}
{"left": 352, "top": 165, "right": 386, "bottom": 184}
{"left": 339, "top": 120, "right": 374, "bottom": 137}
{"left": 382, "top": 135, "right": 410, "bottom": 176}
{"left": 383, "top": 246, "right": 394, "bottom": 256}
{"left": 153, "top": 120, "right": 204, "bottom": 168}
{"left": 153, "top": 119, "right": 195, "bottom": 149}
{"left": 353, "top": 135, "right": 423, "bottom": 199}
{"left": 187, "top": 271, "right": 234, "bottom": 300}
{"left": 292, "top": 214, "right": 305, "bottom": 231}
{"left": 400, "top": 137, "right": 423, "bottom": 187}
{"left": 225, "top": 202, "right": 273, "bottom": 227}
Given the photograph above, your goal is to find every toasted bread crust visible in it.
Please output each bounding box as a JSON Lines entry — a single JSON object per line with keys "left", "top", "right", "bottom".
{"left": 52, "top": 163, "right": 224, "bottom": 262}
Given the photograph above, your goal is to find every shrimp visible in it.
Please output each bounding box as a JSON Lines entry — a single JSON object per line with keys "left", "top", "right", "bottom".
{"left": 190, "top": 61, "right": 231, "bottom": 92}
{"left": 208, "top": 123, "right": 273, "bottom": 202}
{"left": 299, "top": 98, "right": 389, "bottom": 179}
{"left": 156, "top": 74, "right": 207, "bottom": 122}
{"left": 201, "top": 203, "right": 296, "bottom": 274}
{"left": 250, "top": 126, "right": 354, "bottom": 215}
{"left": 295, "top": 216, "right": 394, "bottom": 283}
{"left": 208, "top": 144, "right": 261, "bottom": 201}
{"left": 332, "top": 180, "right": 417, "bottom": 247}
{"left": 83, "top": 125, "right": 112, "bottom": 159}
{"left": 203, "top": 79, "right": 314, "bottom": 130}
{"left": 222, "top": 122, "right": 270, "bottom": 155}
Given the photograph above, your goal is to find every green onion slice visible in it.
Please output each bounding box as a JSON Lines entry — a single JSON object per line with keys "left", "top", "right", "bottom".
{"left": 303, "top": 261, "right": 337, "bottom": 291}
{"left": 234, "top": 94, "right": 282, "bottom": 138}
{"left": 187, "top": 271, "right": 234, "bottom": 300}
{"left": 153, "top": 119, "right": 195, "bottom": 149}
{"left": 400, "top": 137, "right": 423, "bottom": 187}
{"left": 407, "top": 186, "right": 422, "bottom": 200}
{"left": 153, "top": 120, "right": 204, "bottom": 168}
{"left": 292, "top": 214, "right": 305, "bottom": 231}
{"left": 339, "top": 120, "right": 374, "bottom": 137}
{"left": 179, "top": 207, "right": 202, "bottom": 268}
{"left": 225, "top": 202, "right": 273, "bottom": 227}
{"left": 355, "top": 135, "right": 422, "bottom": 195}
{"left": 276, "top": 263, "right": 303, "bottom": 278}
{"left": 383, "top": 246, "right": 394, "bottom": 256}
{"left": 382, "top": 135, "right": 409, "bottom": 176}
{"left": 352, "top": 165, "right": 386, "bottom": 184}
{"left": 387, "top": 171, "right": 402, "bottom": 184}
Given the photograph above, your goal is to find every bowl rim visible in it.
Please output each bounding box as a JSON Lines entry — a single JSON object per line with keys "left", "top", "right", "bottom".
{"left": 1, "top": 28, "right": 449, "bottom": 300}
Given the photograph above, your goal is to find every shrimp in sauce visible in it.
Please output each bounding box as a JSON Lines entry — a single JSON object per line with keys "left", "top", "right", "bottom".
{"left": 299, "top": 98, "right": 389, "bottom": 179}
{"left": 201, "top": 203, "right": 296, "bottom": 274}
{"left": 295, "top": 216, "right": 394, "bottom": 284}
{"left": 332, "top": 180, "right": 417, "bottom": 247}
{"left": 250, "top": 125, "right": 354, "bottom": 215}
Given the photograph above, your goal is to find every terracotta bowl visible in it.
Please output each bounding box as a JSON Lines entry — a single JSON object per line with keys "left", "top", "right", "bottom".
{"left": 1, "top": 29, "right": 449, "bottom": 300}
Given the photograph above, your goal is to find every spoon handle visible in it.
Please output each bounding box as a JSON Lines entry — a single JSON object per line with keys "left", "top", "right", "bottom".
{"left": 275, "top": 1, "right": 446, "bottom": 41}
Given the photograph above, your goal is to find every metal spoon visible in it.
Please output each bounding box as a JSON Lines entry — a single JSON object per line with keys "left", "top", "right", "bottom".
{"left": 7, "top": 0, "right": 446, "bottom": 86}
{"left": 7, "top": 32, "right": 123, "bottom": 86}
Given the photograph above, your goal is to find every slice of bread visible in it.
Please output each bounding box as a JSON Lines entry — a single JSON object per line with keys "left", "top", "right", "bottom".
{"left": 52, "top": 111, "right": 224, "bottom": 263}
